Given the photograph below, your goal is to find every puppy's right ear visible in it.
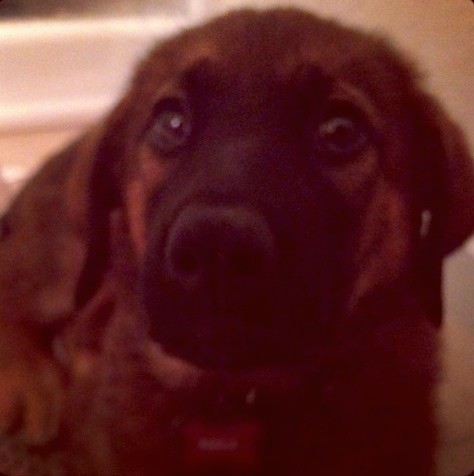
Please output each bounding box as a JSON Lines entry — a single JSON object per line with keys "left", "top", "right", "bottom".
{"left": 74, "top": 97, "right": 133, "bottom": 308}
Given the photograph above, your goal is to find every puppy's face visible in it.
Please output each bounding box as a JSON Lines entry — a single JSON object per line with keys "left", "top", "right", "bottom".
{"left": 84, "top": 10, "right": 470, "bottom": 374}
{"left": 138, "top": 65, "right": 408, "bottom": 370}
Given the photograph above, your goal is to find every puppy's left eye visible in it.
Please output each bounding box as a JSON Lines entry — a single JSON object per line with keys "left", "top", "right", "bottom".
{"left": 147, "top": 99, "right": 191, "bottom": 154}
{"left": 317, "top": 104, "right": 369, "bottom": 157}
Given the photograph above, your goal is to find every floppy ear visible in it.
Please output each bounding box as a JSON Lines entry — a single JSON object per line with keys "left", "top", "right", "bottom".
{"left": 415, "top": 94, "right": 474, "bottom": 256}
{"left": 0, "top": 129, "right": 105, "bottom": 325}
{"left": 411, "top": 93, "right": 474, "bottom": 326}
{"left": 74, "top": 99, "right": 131, "bottom": 308}
{"left": 440, "top": 118, "right": 474, "bottom": 255}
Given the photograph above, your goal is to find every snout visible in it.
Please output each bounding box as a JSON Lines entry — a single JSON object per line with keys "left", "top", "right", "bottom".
{"left": 164, "top": 205, "right": 276, "bottom": 292}
{"left": 143, "top": 204, "right": 281, "bottom": 369}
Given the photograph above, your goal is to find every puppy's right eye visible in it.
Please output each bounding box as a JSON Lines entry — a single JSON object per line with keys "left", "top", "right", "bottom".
{"left": 147, "top": 99, "right": 191, "bottom": 154}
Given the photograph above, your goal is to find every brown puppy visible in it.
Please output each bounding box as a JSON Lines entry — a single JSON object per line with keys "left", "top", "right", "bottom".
{"left": 1, "top": 8, "right": 473, "bottom": 476}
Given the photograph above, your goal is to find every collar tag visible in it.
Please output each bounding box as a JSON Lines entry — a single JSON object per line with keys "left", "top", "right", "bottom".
{"left": 180, "top": 420, "right": 262, "bottom": 474}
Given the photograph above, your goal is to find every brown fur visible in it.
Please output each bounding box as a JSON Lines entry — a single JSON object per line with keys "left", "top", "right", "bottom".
{"left": 0, "top": 8, "right": 473, "bottom": 476}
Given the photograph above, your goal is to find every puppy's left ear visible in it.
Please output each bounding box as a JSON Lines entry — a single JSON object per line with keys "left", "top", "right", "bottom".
{"left": 415, "top": 95, "right": 474, "bottom": 256}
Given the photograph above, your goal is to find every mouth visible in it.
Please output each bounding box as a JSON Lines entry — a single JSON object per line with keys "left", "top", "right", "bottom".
{"left": 141, "top": 342, "right": 330, "bottom": 475}
{"left": 145, "top": 342, "right": 317, "bottom": 418}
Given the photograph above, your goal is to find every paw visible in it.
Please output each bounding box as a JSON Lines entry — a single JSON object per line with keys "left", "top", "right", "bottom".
{"left": 0, "top": 355, "right": 63, "bottom": 446}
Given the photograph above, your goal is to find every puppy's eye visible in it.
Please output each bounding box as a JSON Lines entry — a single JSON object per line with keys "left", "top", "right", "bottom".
{"left": 317, "top": 103, "right": 369, "bottom": 157}
{"left": 147, "top": 99, "right": 191, "bottom": 154}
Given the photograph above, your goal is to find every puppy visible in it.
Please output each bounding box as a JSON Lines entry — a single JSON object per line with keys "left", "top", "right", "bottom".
{"left": 0, "top": 8, "right": 473, "bottom": 476}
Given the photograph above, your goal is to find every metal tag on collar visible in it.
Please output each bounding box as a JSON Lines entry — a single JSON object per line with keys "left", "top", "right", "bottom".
{"left": 179, "top": 419, "right": 263, "bottom": 474}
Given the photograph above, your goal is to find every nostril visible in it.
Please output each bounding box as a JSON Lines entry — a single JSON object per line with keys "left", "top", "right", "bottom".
{"left": 229, "top": 249, "right": 264, "bottom": 278}
{"left": 174, "top": 250, "right": 200, "bottom": 277}
{"left": 168, "top": 246, "right": 204, "bottom": 286}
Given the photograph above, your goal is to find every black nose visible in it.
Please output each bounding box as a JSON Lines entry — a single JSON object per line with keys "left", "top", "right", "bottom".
{"left": 165, "top": 205, "right": 275, "bottom": 292}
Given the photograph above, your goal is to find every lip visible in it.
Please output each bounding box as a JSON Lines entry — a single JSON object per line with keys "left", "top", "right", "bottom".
{"left": 145, "top": 341, "right": 315, "bottom": 418}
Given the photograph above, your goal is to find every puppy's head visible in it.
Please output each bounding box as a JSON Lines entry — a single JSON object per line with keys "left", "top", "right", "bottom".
{"left": 77, "top": 9, "right": 474, "bottom": 372}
